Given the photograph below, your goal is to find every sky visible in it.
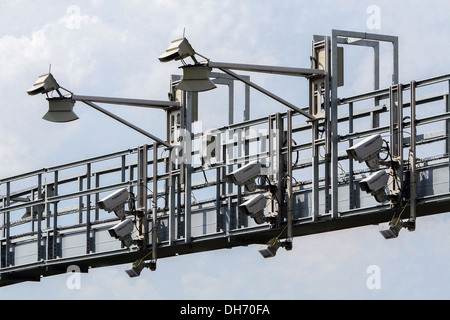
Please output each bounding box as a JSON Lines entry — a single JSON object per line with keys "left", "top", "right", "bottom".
{"left": 1, "top": 0, "right": 450, "bottom": 300}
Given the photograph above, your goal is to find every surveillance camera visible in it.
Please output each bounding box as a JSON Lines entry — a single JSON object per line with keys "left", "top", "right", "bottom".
{"left": 98, "top": 188, "right": 130, "bottom": 218}
{"left": 346, "top": 134, "right": 383, "bottom": 169}
{"left": 109, "top": 218, "right": 134, "bottom": 248}
{"left": 227, "top": 161, "right": 262, "bottom": 192}
{"left": 239, "top": 194, "right": 267, "bottom": 224}
{"left": 359, "top": 170, "right": 389, "bottom": 202}
{"left": 109, "top": 218, "right": 134, "bottom": 239}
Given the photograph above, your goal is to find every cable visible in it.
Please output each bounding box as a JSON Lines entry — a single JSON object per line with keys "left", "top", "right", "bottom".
{"left": 137, "top": 249, "right": 154, "bottom": 267}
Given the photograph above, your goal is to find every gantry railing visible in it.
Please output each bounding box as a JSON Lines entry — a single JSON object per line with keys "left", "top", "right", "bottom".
{"left": 1, "top": 71, "right": 450, "bottom": 286}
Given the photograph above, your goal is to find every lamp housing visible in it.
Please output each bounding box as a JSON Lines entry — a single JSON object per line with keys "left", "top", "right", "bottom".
{"left": 159, "top": 38, "right": 196, "bottom": 63}
{"left": 125, "top": 261, "right": 145, "bottom": 278}
{"left": 27, "top": 73, "right": 60, "bottom": 96}
{"left": 379, "top": 222, "right": 402, "bottom": 239}
{"left": 258, "top": 238, "right": 281, "bottom": 258}
{"left": 43, "top": 98, "right": 79, "bottom": 123}
{"left": 176, "top": 65, "right": 217, "bottom": 92}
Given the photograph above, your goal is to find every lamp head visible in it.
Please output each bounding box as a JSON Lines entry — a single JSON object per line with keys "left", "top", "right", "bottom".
{"left": 159, "top": 38, "right": 196, "bottom": 63}
{"left": 125, "top": 261, "right": 145, "bottom": 278}
{"left": 27, "top": 73, "right": 60, "bottom": 96}
{"left": 258, "top": 238, "right": 281, "bottom": 258}
{"left": 43, "top": 97, "right": 79, "bottom": 123}
{"left": 176, "top": 65, "right": 217, "bottom": 92}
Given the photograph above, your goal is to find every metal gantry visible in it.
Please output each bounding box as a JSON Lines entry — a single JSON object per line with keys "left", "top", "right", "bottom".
{"left": 1, "top": 29, "right": 450, "bottom": 286}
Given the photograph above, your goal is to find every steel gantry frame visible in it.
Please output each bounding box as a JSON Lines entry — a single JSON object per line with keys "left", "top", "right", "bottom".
{"left": 1, "top": 30, "right": 450, "bottom": 286}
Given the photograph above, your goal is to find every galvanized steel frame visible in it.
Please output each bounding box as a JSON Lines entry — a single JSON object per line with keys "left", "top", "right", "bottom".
{"left": 1, "top": 30, "right": 450, "bottom": 286}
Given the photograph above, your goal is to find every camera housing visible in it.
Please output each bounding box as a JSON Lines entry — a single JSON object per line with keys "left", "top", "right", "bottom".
{"left": 108, "top": 218, "right": 134, "bottom": 248}
{"left": 227, "top": 161, "right": 262, "bottom": 192}
{"left": 98, "top": 188, "right": 130, "bottom": 217}
{"left": 359, "top": 170, "right": 389, "bottom": 203}
{"left": 346, "top": 134, "right": 384, "bottom": 169}
{"left": 239, "top": 194, "right": 267, "bottom": 225}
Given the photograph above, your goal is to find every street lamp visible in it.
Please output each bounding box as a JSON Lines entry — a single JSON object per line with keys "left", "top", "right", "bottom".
{"left": 158, "top": 37, "right": 324, "bottom": 120}
{"left": 158, "top": 37, "right": 197, "bottom": 64}
{"left": 177, "top": 65, "right": 216, "bottom": 92}
{"left": 27, "top": 73, "right": 179, "bottom": 148}
{"left": 27, "top": 73, "right": 61, "bottom": 96}
{"left": 43, "top": 97, "right": 79, "bottom": 123}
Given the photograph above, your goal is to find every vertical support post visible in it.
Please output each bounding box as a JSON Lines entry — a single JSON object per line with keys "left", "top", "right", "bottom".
{"left": 409, "top": 81, "right": 417, "bottom": 230}
{"left": 275, "top": 113, "right": 286, "bottom": 227}
{"left": 329, "top": 32, "right": 339, "bottom": 219}
{"left": 389, "top": 84, "right": 404, "bottom": 204}
{"left": 177, "top": 174, "right": 183, "bottom": 239}
{"left": 86, "top": 163, "right": 92, "bottom": 254}
{"left": 121, "top": 155, "right": 126, "bottom": 183}
{"left": 268, "top": 115, "right": 276, "bottom": 216}
{"left": 37, "top": 174, "right": 43, "bottom": 261}
{"left": 168, "top": 149, "right": 176, "bottom": 246}
{"left": 286, "top": 110, "right": 293, "bottom": 240}
{"left": 30, "top": 188, "right": 35, "bottom": 233}
{"left": 137, "top": 145, "right": 149, "bottom": 247}
{"left": 152, "top": 143, "right": 158, "bottom": 264}
{"left": 128, "top": 162, "right": 135, "bottom": 197}
{"left": 348, "top": 102, "right": 355, "bottom": 209}
{"left": 372, "top": 42, "right": 381, "bottom": 128}
{"left": 222, "top": 136, "right": 231, "bottom": 236}
{"left": 52, "top": 171, "right": 59, "bottom": 259}
{"left": 311, "top": 119, "right": 320, "bottom": 221}
{"left": 137, "top": 145, "right": 148, "bottom": 212}
{"left": 78, "top": 176, "right": 83, "bottom": 224}
{"left": 311, "top": 34, "right": 332, "bottom": 219}
{"left": 310, "top": 37, "right": 326, "bottom": 221}
{"left": 215, "top": 166, "right": 221, "bottom": 232}
{"left": 236, "top": 128, "right": 243, "bottom": 228}
{"left": 184, "top": 91, "right": 194, "bottom": 243}
{"left": 167, "top": 82, "right": 182, "bottom": 243}
{"left": 244, "top": 84, "right": 250, "bottom": 122}
{"left": 228, "top": 81, "right": 234, "bottom": 125}
{"left": 94, "top": 173, "right": 100, "bottom": 221}
{"left": 392, "top": 38, "right": 399, "bottom": 85}
{"left": 446, "top": 80, "right": 450, "bottom": 192}
{"left": 5, "top": 182, "right": 11, "bottom": 266}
